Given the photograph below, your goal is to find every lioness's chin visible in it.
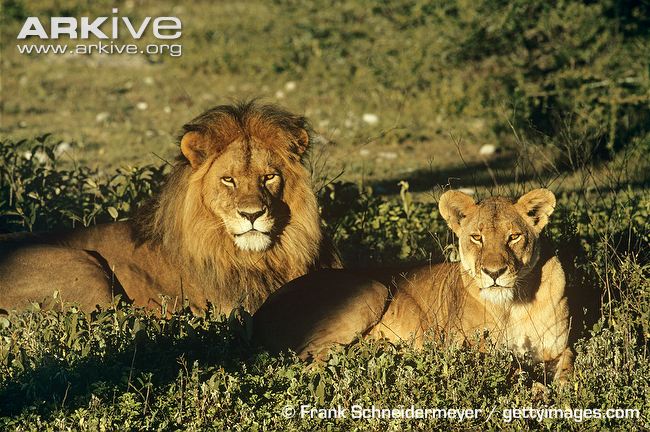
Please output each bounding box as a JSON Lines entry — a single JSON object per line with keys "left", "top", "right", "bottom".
{"left": 479, "top": 286, "right": 514, "bottom": 305}
{"left": 234, "top": 231, "right": 273, "bottom": 252}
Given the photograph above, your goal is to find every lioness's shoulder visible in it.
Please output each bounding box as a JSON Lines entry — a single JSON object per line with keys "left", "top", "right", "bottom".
{"left": 540, "top": 254, "right": 566, "bottom": 294}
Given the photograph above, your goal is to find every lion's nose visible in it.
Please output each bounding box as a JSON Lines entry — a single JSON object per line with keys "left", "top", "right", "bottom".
{"left": 481, "top": 266, "right": 507, "bottom": 283}
{"left": 238, "top": 207, "right": 267, "bottom": 223}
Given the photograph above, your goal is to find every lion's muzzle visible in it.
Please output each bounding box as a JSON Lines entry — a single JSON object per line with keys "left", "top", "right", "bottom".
{"left": 230, "top": 205, "right": 274, "bottom": 251}
{"left": 238, "top": 206, "right": 267, "bottom": 224}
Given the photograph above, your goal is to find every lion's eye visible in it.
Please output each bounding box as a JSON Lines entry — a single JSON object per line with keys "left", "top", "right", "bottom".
{"left": 509, "top": 233, "right": 522, "bottom": 242}
{"left": 470, "top": 234, "right": 482, "bottom": 243}
{"left": 263, "top": 174, "right": 278, "bottom": 183}
{"left": 221, "top": 176, "right": 235, "bottom": 186}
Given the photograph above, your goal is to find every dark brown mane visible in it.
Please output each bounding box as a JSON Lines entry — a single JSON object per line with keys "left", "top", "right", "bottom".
{"left": 179, "top": 100, "right": 311, "bottom": 162}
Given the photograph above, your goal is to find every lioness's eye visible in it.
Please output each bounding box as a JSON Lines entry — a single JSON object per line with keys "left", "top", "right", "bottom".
{"left": 470, "top": 234, "right": 482, "bottom": 243}
{"left": 221, "top": 176, "right": 235, "bottom": 186}
{"left": 263, "top": 174, "right": 277, "bottom": 183}
{"left": 509, "top": 233, "right": 522, "bottom": 242}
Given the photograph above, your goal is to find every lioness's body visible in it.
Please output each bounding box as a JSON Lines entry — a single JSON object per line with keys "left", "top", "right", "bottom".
{"left": 0, "top": 102, "right": 340, "bottom": 314}
{"left": 370, "top": 253, "right": 570, "bottom": 374}
{"left": 254, "top": 189, "right": 573, "bottom": 381}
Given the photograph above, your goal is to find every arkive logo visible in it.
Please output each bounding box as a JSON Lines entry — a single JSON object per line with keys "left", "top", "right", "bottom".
{"left": 17, "top": 8, "right": 182, "bottom": 40}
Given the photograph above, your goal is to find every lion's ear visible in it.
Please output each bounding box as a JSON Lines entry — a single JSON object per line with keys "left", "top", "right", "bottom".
{"left": 291, "top": 128, "right": 310, "bottom": 156}
{"left": 439, "top": 190, "right": 476, "bottom": 235}
{"left": 181, "top": 131, "right": 214, "bottom": 169}
{"left": 515, "top": 188, "right": 556, "bottom": 234}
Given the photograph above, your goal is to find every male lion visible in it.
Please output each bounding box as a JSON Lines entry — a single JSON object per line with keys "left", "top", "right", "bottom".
{"left": 0, "top": 101, "right": 341, "bottom": 314}
{"left": 253, "top": 189, "right": 573, "bottom": 381}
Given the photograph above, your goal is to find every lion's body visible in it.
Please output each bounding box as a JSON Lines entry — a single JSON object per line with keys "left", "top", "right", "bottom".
{"left": 0, "top": 241, "right": 117, "bottom": 311}
{"left": 253, "top": 189, "right": 573, "bottom": 381}
{"left": 0, "top": 102, "right": 340, "bottom": 314}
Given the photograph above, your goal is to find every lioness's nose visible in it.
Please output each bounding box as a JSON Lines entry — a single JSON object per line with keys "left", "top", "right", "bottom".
{"left": 482, "top": 266, "right": 507, "bottom": 282}
{"left": 238, "top": 207, "right": 267, "bottom": 223}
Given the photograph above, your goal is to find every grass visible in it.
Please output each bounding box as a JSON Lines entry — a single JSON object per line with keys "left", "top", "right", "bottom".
{"left": 3, "top": 1, "right": 648, "bottom": 180}
{"left": 1, "top": 0, "right": 649, "bottom": 430}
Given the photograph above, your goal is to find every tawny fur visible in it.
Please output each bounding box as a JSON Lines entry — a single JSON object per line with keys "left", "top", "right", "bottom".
{"left": 0, "top": 101, "right": 340, "bottom": 314}
{"left": 254, "top": 189, "right": 573, "bottom": 381}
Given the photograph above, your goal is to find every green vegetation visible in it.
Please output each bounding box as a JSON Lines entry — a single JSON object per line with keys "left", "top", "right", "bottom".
{"left": 1, "top": 139, "right": 648, "bottom": 431}
{"left": 1, "top": 0, "right": 649, "bottom": 430}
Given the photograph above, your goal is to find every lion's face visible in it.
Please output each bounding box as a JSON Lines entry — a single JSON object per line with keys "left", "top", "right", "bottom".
{"left": 179, "top": 107, "right": 314, "bottom": 254}
{"left": 439, "top": 189, "right": 556, "bottom": 304}
{"left": 200, "top": 139, "right": 291, "bottom": 252}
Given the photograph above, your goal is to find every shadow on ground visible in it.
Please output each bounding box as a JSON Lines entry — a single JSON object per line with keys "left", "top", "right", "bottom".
{"left": 368, "top": 153, "right": 650, "bottom": 198}
{"left": 368, "top": 154, "right": 546, "bottom": 195}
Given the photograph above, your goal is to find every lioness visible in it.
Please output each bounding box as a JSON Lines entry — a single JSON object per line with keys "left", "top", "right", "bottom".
{"left": 0, "top": 101, "right": 340, "bottom": 314}
{"left": 253, "top": 189, "right": 573, "bottom": 381}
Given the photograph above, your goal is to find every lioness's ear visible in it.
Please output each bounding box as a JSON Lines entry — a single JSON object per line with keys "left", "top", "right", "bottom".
{"left": 439, "top": 190, "right": 476, "bottom": 235}
{"left": 181, "top": 131, "right": 213, "bottom": 169}
{"left": 515, "top": 188, "right": 556, "bottom": 233}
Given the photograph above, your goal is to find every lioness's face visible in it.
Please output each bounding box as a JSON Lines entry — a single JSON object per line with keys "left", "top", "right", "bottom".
{"left": 200, "top": 139, "right": 292, "bottom": 252}
{"left": 439, "top": 189, "right": 556, "bottom": 304}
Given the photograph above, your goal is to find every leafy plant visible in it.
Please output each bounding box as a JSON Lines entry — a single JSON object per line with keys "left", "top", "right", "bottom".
{"left": 0, "top": 136, "right": 166, "bottom": 233}
{"left": 0, "top": 138, "right": 648, "bottom": 430}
